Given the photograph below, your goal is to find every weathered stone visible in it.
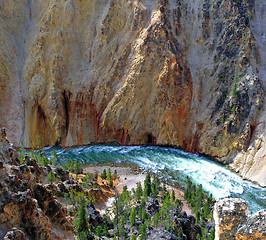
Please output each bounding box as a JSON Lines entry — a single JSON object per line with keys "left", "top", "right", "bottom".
{"left": 86, "top": 204, "right": 104, "bottom": 227}
{"left": 214, "top": 198, "right": 248, "bottom": 240}
{"left": 55, "top": 166, "right": 69, "bottom": 182}
{"left": 25, "top": 158, "right": 42, "bottom": 175}
{"left": 0, "top": 132, "right": 75, "bottom": 239}
{"left": 146, "top": 196, "right": 160, "bottom": 214}
{"left": 33, "top": 184, "right": 72, "bottom": 230}
{"left": 3, "top": 228, "right": 26, "bottom": 240}
{"left": 0, "top": 191, "right": 52, "bottom": 239}
{"left": 236, "top": 209, "right": 266, "bottom": 240}
{"left": 149, "top": 227, "right": 179, "bottom": 240}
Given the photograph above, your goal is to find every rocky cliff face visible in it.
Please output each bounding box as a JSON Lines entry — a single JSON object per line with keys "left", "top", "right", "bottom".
{"left": 0, "top": 0, "right": 265, "bottom": 185}
{"left": 214, "top": 198, "right": 266, "bottom": 240}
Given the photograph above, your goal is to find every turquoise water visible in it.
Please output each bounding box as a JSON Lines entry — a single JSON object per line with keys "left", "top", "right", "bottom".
{"left": 44, "top": 145, "right": 266, "bottom": 215}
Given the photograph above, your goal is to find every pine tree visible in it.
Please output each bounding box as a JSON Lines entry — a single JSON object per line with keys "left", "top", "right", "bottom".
{"left": 107, "top": 168, "right": 112, "bottom": 180}
{"left": 196, "top": 233, "right": 201, "bottom": 240}
{"left": 196, "top": 211, "right": 201, "bottom": 223}
{"left": 178, "top": 231, "right": 183, "bottom": 239}
{"left": 209, "top": 228, "right": 215, "bottom": 240}
{"left": 135, "top": 182, "right": 143, "bottom": 200}
{"left": 151, "top": 175, "right": 160, "bottom": 197}
{"left": 144, "top": 172, "right": 151, "bottom": 197}
{"left": 94, "top": 172, "right": 98, "bottom": 180}
{"left": 129, "top": 207, "right": 136, "bottom": 227}
{"left": 171, "top": 190, "right": 176, "bottom": 201}
{"left": 139, "top": 223, "right": 147, "bottom": 240}
{"left": 109, "top": 179, "right": 114, "bottom": 188}
{"left": 95, "top": 226, "right": 104, "bottom": 238}
{"left": 153, "top": 211, "right": 160, "bottom": 228}
{"left": 75, "top": 202, "right": 88, "bottom": 239}
{"left": 101, "top": 169, "right": 107, "bottom": 179}
{"left": 51, "top": 149, "right": 59, "bottom": 165}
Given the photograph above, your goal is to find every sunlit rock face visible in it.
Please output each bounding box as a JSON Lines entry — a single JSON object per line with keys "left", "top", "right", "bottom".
{"left": 214, "top": 198, "right": 266, "bottom": 240}
{"left": 214, "top": 198, "right": 248, "bottom": 239}
{"left": 0, "top": 0, "right": 265, "bottom": 185}
{"left": 236, "top": 209, "right": 266, "bottom": 240}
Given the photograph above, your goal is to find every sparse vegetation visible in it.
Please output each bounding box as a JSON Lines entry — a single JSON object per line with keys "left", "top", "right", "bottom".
{"left": 184, "top": 176, "right": 214, "bottom": 239}
{"left": 232, "top": 105, "right": 237, "bottom": 114}
{"left": 17, "top": 147, "right": 215, "bottom": 239}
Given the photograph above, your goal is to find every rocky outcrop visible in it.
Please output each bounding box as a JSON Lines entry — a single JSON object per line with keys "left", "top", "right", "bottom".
{"left": 230, "top": 113, "right": 266, "bottom": 186}
{"left": 214, "top": 198, "right": 248, "bottom": 239}
{"left": 0, "top": 1, "right": 265, "bottom": 185}
{"left": 3, "top": 228, "right": 27, "bottom": 240}
{"left": 0, "top": 130, "right": 74, "bottom": 239}
{"left": 149, "top": 227, "right": 179, "bottom": 240}
{"left": 214, "top": 198, "right": 266, "bottom": 240}
{"left": 236, "top": 209, "right": 266, "bottom": 240}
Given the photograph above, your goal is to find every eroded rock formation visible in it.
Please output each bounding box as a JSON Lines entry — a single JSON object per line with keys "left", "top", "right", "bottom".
{"left": 236, "top": 209, "right": 266, "bottom": 240}
{"left": 214, "top": 198, "right": 266, "bottom": 240}
{"left": 0, "top": 129, "right": 74, "bottom": 239}
{"left": 0, "top": 0, "right": 265, "bottom": 185}
{"left": 214, "top": 198, "right": 248, "bottom": 240}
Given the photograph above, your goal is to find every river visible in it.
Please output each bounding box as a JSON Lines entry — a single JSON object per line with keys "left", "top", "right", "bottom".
{"left": 44, "top": 145, "right": 266, "bottom": 215}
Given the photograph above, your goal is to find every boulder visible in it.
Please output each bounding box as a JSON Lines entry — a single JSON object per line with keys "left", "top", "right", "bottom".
{"left": 3, "top": 228, "right": 26, "bottom": 240}
{"left": 146, "top": 197, "right": 160, "bottom": 214}
{"left": 86, "top": 204, "right": 104, "bottom": 227}
{"left": 55, "top": 166, "right": 69, "bottom": 182}
{"left": 148, "top": 227, "right": 179, "bottom": 240}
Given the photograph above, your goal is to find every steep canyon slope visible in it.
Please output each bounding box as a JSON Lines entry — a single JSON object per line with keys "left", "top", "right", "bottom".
{"left": 0, "top": 0, "right": 265, "bottom": 186}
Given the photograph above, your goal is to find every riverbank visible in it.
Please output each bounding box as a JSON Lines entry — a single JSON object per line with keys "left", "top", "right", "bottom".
{"left": 83, "top": 164, "right": 193, "bottom": 215}
{"left": 46, "top": 145, "right": 266, "bottom": 214}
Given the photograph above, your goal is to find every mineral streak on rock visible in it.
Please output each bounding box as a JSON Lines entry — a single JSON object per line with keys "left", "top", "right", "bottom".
{"left": 0, "top": 0, "right": 265, "bottom": 186}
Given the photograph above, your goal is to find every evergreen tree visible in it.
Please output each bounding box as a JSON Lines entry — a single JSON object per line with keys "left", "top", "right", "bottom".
{"left": 196, "top": 211, "right": 201, "bottom": 223}
{"left": 171, "top": 190, "right": 176, "bottom": 201}
{"left": 74, "top": 160, "right": 82, "bottom": 174}
{"left": 144, "top": 172, "right": 151, "bottom": 197}
{"left": 109, "top": 179, "right": 114, "bottom": 188}
{"left": 178, "top": 231, "right": 183, "bottom": 239}
{"left": 130, "top": 207, "right": 136, "bottom": 227}
{"left": 51, "top": 149, "right": 59, "bottom": 165}
{"left": 196, "top": 233, "right": 201, "bottom": 240}
{"left": 101, "top": 169, "right": 107, "bottom": 179}
{"left": 95, "top": 226, "right": 104, "bottom": 238}
{"left": 139, "top": 223, "right": 147, "bottom": 240}
{"left": 75, "top": 202, "right": 89, "bottom": 239}
{"left": 94, "top": 172, "right": 98, "bottom": 180}
{"left": 209, "top": 228, "right": 215, "bottom": 240}
{"left": 153, "top": 212, "right": 160, "bottom": 228}
{"left": 107, "top": 168, "right": 112, "bottom": 180}
{"left": 135, "top": 182, "right": 143, "bottom": 200}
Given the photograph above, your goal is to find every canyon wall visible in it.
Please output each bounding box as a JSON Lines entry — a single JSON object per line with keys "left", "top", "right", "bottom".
{"left": 0, "top": 0, "right": 265, "bottom": 186}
